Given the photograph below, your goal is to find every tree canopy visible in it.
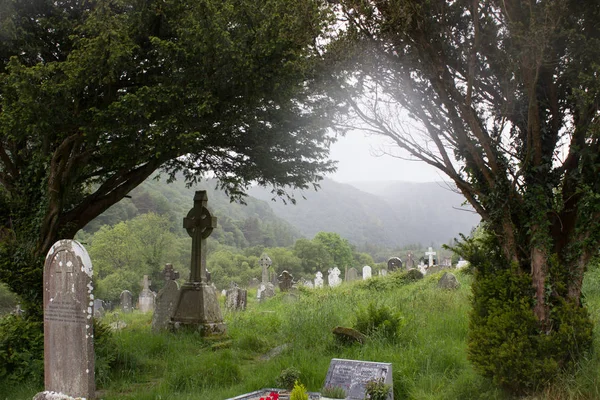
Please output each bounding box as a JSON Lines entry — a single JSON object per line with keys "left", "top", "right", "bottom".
{"left": 0, "top": 0, "right": 336, "bottom": 313}
{"left": 329, "top": 0, "right": 600, "bottom": 391}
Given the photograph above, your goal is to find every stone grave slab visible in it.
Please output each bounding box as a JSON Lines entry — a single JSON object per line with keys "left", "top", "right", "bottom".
{"left": 346, "top": 267, "right": 358, "bottom": 282}
{"left": 324, "top": 358, "right": 393, "bottom": 400}
{"left": 120, "top": 290, "right": 133, "bottom": 312}
{"left": 41, "top": 240, "right": 95, "bottom": 399}
{"left": 152, "top": 279, "right": 180, "bottom": 332}
{"left": 362, "top": 265, "right": 372, "bottom": 280}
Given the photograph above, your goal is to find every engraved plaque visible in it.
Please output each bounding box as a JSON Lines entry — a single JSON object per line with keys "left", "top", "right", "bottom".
{"left": 323, "top": 358, "right": 393, "bottom": 400}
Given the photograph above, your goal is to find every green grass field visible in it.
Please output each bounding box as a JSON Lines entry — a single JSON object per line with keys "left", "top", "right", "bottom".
{"left": 3, "top": 267, "right": 600, "bottom": 399}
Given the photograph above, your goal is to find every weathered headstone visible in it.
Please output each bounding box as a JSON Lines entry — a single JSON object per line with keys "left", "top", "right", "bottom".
{"left": 40, "top": 240, "right": 95, "bottom": 399}
{"left": 437, "top": 272, "right": 460, "bottom": 290}
{"left": 362, "top": 265, "right": 372, "bottom": 280}
{"left": 406, "top": 268, "right": 425, "bottom": 280}
{"left": 171, "top": 191, "right": 225, "bottom": 334}
{"left": 379, "top": 269, "right": 388, "bottom": 277}
{"left": 138, "top": 275, "right": 155, "bottom": 313}
{"left": 257, "top": 282, "right": 275, "bottom": 301}
{"left": 248, "top": 277, "right": 260, "bottom": 288}
{"left": 259, "top": 254, "right": 272, "bottom": 284}
{"left": 387, "top": 257, "right": 402, "bottom": 271}
{"left": 315, "top": 271, "right": 324, "bottom": 288}
{"left": 93, "top": 299, "right": 105, "bottom": 318}
{"left": 328, "top": 267, "right": 342, "bottom": 287}
{"left": 152, "top": 280, "right": 181, "bottom": 332}
{"left": 441, "top": 257, "right": 452, "bottom": 267}
{"left": 120, "top": 290, "right": 133, "bottom": 313}
{"left": 323, "top": 358, "right": 393, "bottom": 400}
{"left": 162, "top": 263, "right": 180, "bottom": 281}
{"left": 405, "top": 251, "right": 415, "bottom": 269}
{"left": 346, "top": 267, "right": 359, "bottom": 282}
{"left": 278, "top": 270, "right": 294, "bottom": 292}
{"left": 225, "top": 284, "right": 247, "bottom": 311}
{"left": 425, "top": 247, "right": 436, "bottom": 267}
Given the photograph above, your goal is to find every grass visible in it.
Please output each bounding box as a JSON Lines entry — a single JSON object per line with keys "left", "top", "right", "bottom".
{"left": 4, "top": 267, "right": 600, "bottom": 399}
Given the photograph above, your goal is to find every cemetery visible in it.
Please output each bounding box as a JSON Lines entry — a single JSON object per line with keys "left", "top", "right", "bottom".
{"left": 2, "top": 1, "right": 600, "bottom": 400}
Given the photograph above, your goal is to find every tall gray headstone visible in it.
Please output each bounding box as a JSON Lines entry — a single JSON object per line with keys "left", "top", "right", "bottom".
{"left": 259, "top": 254, "right": 272, "bottom": 284}
{"left": 152, "top": 280, "right": 180, "bottom": 332}
{"left": 138, "top": 275, "right": 155, "bottom": 313}
{"left": 120, "top": 290, "right": 133, "bottom": 313}
{"left": 405, "top": 252, "right": 415, "bottom": 269}
{"left": 225, "top": 284, "right": 247, "bottom": 311}
{"left": 346, "top": 267, "right": 359, "bottom": 282}
{"left": 41, "top": 240, "right": 95, "bottom": 399}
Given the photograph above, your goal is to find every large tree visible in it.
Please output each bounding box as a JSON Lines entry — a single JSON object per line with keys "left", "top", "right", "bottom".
{"left": 0, "top": 0, "right": 336, "bottom": 315}
{"left": 329, "top": 0, "right": 600, "bottom": 391}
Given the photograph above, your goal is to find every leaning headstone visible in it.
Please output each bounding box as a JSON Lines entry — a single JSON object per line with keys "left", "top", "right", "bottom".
{"left": 346, "top": 267, "right": 359, "bottom": 282}
{"left": 315, "top": 271, "right": 324, "bottom": 288}
{"left": 93, "top": 299, "right": 105, "bottom": 318}
{"left": 138, "top": 275, "right": 155, "bottom": 313}
{"left": 120, "top": 290, "right": 133, "bottom": 313}
{"left": 437, "top": 272, "right": 460, "bottom": 290}
{"left": 39, "top": 240, "right": 95, "bottom": 399}
{"left": 225, "top": 284, "right": 247, "bottom": 311}
{"left": 324, "top": 358, "right": 393, "bottom": 400}
{"left": 362, "top": 265, "right": 372, "bottom": 280}
{"left": 328, "top": 267, "right": 342, "bottom": 287}
{"left": 387, "top": 257, "right": 402, "bottom": 271}
{"left": 278, "top": 271, "right": 294, "bottom": 292}
{"left": 152, "top": 279, "right": 180, "bottom": 332}
{"left": 257, "top": 282, "right": 275, "bottom": 301}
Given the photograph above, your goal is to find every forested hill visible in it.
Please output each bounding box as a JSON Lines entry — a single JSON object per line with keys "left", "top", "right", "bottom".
{"left": 84, "top": 176, "right": 480, "bottom": 249}
{"left": 249, "top": 178, "right": 480, "bottom": 247}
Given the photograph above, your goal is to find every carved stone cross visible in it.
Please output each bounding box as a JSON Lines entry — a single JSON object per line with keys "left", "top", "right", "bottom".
{"left": 259, "top": 254, "right": 272, "bottom": 284}
{"left": 163, "top": 263, "right": 180, "bottom": 281}
{"left": 141, "top": 275, "right": 151, "bottom": 291}
{"left": 425, "top": 247, "right": 436, "bottom": 267}
{"left": 183, "top": 191, "right": 217, "bottom": 283}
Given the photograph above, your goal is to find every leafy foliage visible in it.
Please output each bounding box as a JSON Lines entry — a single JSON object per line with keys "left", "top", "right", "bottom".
{"left": 354, "top": 302, "right": 404, "bottom": 341}
{"left": 276, "top": 367, "right": 301, "bottom": 390}
{"left": 290, "top": 381, "right": 309, "bottom": 400}
{"left": 364, "top": 378, "right": 391, "bottom": 400}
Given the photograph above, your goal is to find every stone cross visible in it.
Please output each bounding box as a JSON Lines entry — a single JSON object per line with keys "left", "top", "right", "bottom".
{"left": 426, "top": 247, "right": 436, "bottom": 267}
{"left": 259, "top": 254, "right": 272, "bottom": 284}
{"left": 163, "top": 263, "right": 180, "bottom": 281}
{"left": 141, "top": 275, "right": 151, "bottom": 291}
{"left": 328, "top": 267, "right": 342, "bottom": 287}
{"left": 183, "top": 191, "right": 217, "bottom": 283}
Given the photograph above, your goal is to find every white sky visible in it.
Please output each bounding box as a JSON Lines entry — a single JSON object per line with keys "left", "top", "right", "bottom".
{"left": 327, "top": 130, "right": 444, "bottom": 183}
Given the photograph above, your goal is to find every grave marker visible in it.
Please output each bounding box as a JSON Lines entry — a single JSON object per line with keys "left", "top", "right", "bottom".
{"left": 138, "top": 275, "right": 155, "bottom": 313}
{"left": 425, "top": 247, "right": 436, "bottom": 267}
{"left": 278, "top": 270, "right": 294, "bottom": 292}
{"left": 405, "top": 251, "right": 415, "bottom": 269}
{"left": 346, "top": 267, "right": 358, "bottom": 282}
{"left": 259, "top": 254, "right": 272, "bottom": 284}
{"left": 328, "top": 267, "right": 342, "bottom": 287}
{"left": 41, "top": 240, "right": 95, "bottom": 399}
{"left": 324, "top": 358, "right": 393, "bottom": 400}
{"left": 225, "top": 283, "right": 247, "bottom": 311}
{"left": 315, "top": 271, "right": 324, "bottom": 288}
{"left": 387, "top": 257, "right": 402, "bottom": 271}
{"left": 362, "top": 265, "right": 372, "bottom": 280}
{"left": 120, "top": 290, "right": 132, "bottom": 313}
{"left": 152, "top": 268, "right": 181, "bottom": 332}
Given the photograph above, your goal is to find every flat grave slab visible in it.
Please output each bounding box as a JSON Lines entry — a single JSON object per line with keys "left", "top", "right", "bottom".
{"left": 324, "top": 358, "right": 393, "bottom": 400}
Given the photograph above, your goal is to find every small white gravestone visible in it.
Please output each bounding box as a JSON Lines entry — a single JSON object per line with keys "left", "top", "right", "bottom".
{"left": 40, "top": 240, "right": 95, "bottom": 399}
{"left": 315, "top": 271, "right": 324, "bottom": 288}
{"left": 328, "top": 267, "right": 342, "bottom": 287}
{"left": 418, "top": 261, "right": 427, "bottom": 275}
{"left": 362, "top": 265, "right": 372, "bottom": 280}
{"left": 425, "top": 247, "right": 436, "bottom": 267}
{"left": 379, "top": 269, "right": 388, "bottom": 277}
{"left": 456, "top": 258, "right": 469, "bottom": 269}
{"left": 138, "top": 275, "right": 155, "bottom": 313}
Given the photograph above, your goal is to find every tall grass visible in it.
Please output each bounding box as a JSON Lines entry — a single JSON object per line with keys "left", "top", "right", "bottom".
{"left": 4, "top": 266, "right": 600, "bottom": 399}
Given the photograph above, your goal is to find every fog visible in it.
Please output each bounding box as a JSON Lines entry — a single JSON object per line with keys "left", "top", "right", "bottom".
{"left": 327, "top": 131, "right": 445, "bottom": 183}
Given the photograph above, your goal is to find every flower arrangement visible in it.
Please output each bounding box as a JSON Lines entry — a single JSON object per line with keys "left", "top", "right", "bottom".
{"left": 260, "top": 391, "right": 280, "bottom": 400}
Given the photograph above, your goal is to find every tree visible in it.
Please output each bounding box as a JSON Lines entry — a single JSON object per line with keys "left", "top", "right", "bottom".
{"left": 0, "top": 0, "right": 336, "bottom": 315}
{"left": 329, "top": 0, "right": 600, "bottom": 392}
{"left": 312, "top": 232, "right": 354, "bottom": 270}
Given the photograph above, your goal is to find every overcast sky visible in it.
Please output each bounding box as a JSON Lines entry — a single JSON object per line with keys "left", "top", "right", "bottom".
{"left": 327, "top": 131, "right": 445, "bottom": 183}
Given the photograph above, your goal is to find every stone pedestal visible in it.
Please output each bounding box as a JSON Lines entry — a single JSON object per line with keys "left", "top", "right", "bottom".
{"left": 170, "top": 282, "right": 225, "bottom": 335}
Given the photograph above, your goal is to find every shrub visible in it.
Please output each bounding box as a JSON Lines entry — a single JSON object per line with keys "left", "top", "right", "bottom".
{"left": 290, "top": 380, "right": 309, "bottom": 400}
{"left": 353, "top": 302, "right": 404, "bottom": 341}
{"left": 364, "top": 377, "right": 391, "bottom": 400}
{"left": 0, "top": 314, "right": 43, "bottom": 384}
{"left": 276, "top": 366, "right": 301, "bottom": 390}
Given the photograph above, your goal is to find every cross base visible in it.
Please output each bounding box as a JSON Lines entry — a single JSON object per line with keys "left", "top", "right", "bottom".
{"left": 170, "top": 282, "right": 226, "bottom": 336}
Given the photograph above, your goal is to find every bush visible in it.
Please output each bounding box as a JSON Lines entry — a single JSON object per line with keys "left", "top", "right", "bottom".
{"left": 459, "top": 234, "right": 594, "bottom": 394}
{"left": 0, "top": 314, "right": 43, "bottom": 384}
{"left": 353, "top": 302, "right": 404, "bottom": 341}
{"left": 290, "top": 380, "right": 309, "bottom": 400}
{"left": 276, "top": 366, "right": 301, "bottom": 390}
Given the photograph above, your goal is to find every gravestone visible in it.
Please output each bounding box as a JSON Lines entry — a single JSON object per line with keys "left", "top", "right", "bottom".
{"left": 379, "top": 269, "right": 388, "bottom": 277}
{"left": 162, "top": 263, "right": 180, "bottom": 281}
{"left": 271, "top": 271, "right": 279, "bottom": 288}
{"left": 323, "top": 358, "right": 393, "bottom": 400}
{"left": 387, "top": 257, "right": 402, "bottom": 271}
{"left": 456, "top": 257, "right": 469, "bottom": 269}
{"left": 425, "top": 247, "right": 436, "bottom": 267}
{"left": 438, "top": 272, "right": 460, "bottom": 290}
{"left": 225, "top": 284, "right": 247, "bottom": 311}
{"left": 301, "top": 278, "right": 314, "bottom": 289}
{"left": 278, "top": 270, "right": 294, "bottom": 292}
{"left": 346, "top": 267, "right": 359, "bottom": 282}
{"left": 171, "top": 191, "right": 225, "bottom": 334}
{"left": 315, "top": 271, "right": 324, "bottom": 288}
{"left": 93, "top": 299, "right": 105, "bottom": 318}
{"left": 248, "top": 277, "right": 260, "bottom": 288}
{"left": 257, "top": 282, "right": 275, "bottom": 301}
{"left": 259, "top": 254, "right": 272, "bottom": 284}
{"left": 138, "top": 275, "right": 155, "bottom": 313}
{"left": 405, "top": 251, "right": 415, "bottom": 269}
{"left": 441, "top": 257, "right": 452, "bottom": 267}
{"left": 328, "top": 267, "right": 342, "bottom": 287}
{"left": 362, "top": 265, "right": 372, "bottom": 280}
{"left": 120, "top": 290, "right": 133, "bottom": 313}
{"left": 40, "top": 240, "right": 95, "bottom": 399}
{"left": 152, "top": 281, "right": 180, "bottom": 332}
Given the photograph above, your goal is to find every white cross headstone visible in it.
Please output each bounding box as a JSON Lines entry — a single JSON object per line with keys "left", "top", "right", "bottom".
{"left": 315, "top": 271, "right": 324, "bottom": 288}
{"left": 425, "top": 247, "right": 436, "bottom": 267}
{"left": 362, "top": 265, "right": 372, "bottom": 280}
{"left": 328, "top": 267, "right": 342, "bottom": 287}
